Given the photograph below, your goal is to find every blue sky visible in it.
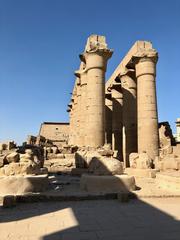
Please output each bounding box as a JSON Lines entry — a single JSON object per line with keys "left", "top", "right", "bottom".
{"left": 0, "top": 0, "right": 180, "bottom": 144}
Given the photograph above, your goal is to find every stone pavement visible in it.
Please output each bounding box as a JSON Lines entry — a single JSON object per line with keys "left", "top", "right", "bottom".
{"left": 0, "top": 198, "right": 180, "bottom": 240}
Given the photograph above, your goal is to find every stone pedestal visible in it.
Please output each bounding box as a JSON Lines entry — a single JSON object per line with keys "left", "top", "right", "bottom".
{"left": 111, "top": 83, "right": 123, "bottom": 160}
{"left": 121, "top": 70, "right": 137, "bottom": 167}
{"left": 135, "top": 52, "right": 159, "bottom": 160}
{"left": 80, "top": 174, "right": 136, "bottom": 193}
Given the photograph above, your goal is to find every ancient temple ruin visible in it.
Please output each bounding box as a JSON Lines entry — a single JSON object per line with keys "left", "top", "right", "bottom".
{"left": 68, "top": 35, "right": 159, "bottom": 167}
{"left": 1, "top": 34, "right": 180, "bottom": 202}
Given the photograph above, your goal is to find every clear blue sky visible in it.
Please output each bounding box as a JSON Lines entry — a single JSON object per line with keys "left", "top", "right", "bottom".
{"left": 0, "top": 0, "right": 180, "bottom": 144}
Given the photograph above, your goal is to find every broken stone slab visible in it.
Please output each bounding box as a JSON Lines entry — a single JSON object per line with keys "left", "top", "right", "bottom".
{"left": 80, "top": 174, "right": 136, "bottom": 193}
{"left": 0, "top": 174, "right": 50, "bottom": 195}
{"left": 125, "top": 168, "right": 159, "bottom": 178}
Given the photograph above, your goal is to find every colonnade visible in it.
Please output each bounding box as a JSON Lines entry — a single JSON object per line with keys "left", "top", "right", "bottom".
{"left": 68, "top": 37, "right": 159, "bottom": 165}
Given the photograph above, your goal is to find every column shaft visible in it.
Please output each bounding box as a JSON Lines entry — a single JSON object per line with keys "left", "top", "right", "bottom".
{"left": 111, "top": 85, "right": 123, "bottom": 160}
{"left": 135, "top": 57, "right": 159, "bottom": 160}
{"left": 121, "top": 72, "right": 137, "bottom": 167}
{"left": 86, "top": 68, "right": 105, "bottom": 147}
{"left": 105, "top": 94, "right": 112, "bottom": 145}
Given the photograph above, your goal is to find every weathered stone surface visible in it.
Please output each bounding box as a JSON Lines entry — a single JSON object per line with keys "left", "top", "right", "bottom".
{"left": 88, "top": 157, "right": 123, "bottom": 175}
{"left": 75, "top": 150, "right": 123, "bottom": 175}
{"left": 5, "top": 152, "right": 20, "bottom": 163}
{"left": 80, "top": 174, "right": 136, "bottom": 193}
{"left": 129, "top": 152, "right": 153, "bottom": 169}
{"left": 0, "top": 174, "right": 50, "bottom": 195}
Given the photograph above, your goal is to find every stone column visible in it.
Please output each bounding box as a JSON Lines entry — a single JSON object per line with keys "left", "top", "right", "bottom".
{"left": 67, "top": 101, "right": 73, "bottom": 145}
{"left": 69, "top": 98, "right": 75, "bottom": 145}
{"left": 75, "top": 79, "right": 81, "bottom": 146}
{"left": 111, "top": 83, "right": 123, "bottom": 160}
{"left": 83, "top": 41, "right": 113, "bottom": 148}
{"left": 105, "top": 92, "right": 112, "bottom": 145}
{"left": 134, "top": 50, "right": 159, "bottom": 160}
{"left": 75, "top": 70, "right": 88, "bottom": 146}
{"left": 73, "top": 90, "right": 78, "bottom": 145}
{"left": 120, "top": 69, "right": 137, "bottom": 167}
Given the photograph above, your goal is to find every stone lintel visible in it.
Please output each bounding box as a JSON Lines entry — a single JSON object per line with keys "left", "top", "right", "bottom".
{"left": 106, "top": 40, "right": 154, "bottom": 92}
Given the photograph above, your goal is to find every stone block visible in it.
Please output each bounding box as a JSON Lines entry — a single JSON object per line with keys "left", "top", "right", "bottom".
{"left": 125, "top": 167, "right": 159, "bottom": 178}
{"left": 88, "top": 156, "right": 123, "bottom": 175}
{"left": 80, "top": 174, "right": 136, "bottom": 193}
{"left": 0, "top": 174, "right": 50, "bottom": 195}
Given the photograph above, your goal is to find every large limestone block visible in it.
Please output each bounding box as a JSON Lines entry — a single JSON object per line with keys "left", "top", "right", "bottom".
{"left": 80, "top": 174, "right": 136, "bottom": 193}
{"left": 0, "top": 174, "right": 50, "bottom": 195}
{"left": 88, "top": 157, "right": 123, "bottom": 175}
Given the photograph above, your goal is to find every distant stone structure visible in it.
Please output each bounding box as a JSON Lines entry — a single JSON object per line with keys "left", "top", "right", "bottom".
{"left": 1, "top": 34, "right": 180, "bottom": 196}
{"left": 39, "top": 122, "right": 69, "bottom": 147}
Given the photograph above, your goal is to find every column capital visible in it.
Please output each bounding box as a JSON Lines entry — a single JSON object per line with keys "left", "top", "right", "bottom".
{"left": 119, "top": 68, "right": 135, "bottom": 78}
{"left": 132, "top": 48, "right": 158, "bottom": 64}
{"left": 119, "top": 69, "right": 136, "bottom": 89}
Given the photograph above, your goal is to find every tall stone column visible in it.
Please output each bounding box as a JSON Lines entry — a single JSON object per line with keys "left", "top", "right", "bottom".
{"left": 76, "top": 81, "right": 81, "bottom": 146}
{"left": 73, "top": 90, "right": 78, "bottom": 145}
{"left": 134, "top": 50, "right": 159, "bottom": 160}
{"left": 120, "top": 69, "right": 137, "bottom": 167}
{"left": 105, "top": 92, "right": 112, "bottom": 145}
{"left": 111, "top": 83, "right": 123, "bottom": 160}
{"left": 83, "top": 37, "right": 113, "bottom": 148}
{"left": 67, "top": 101, "right": 73, "bottom": 145}
{"left": 75, "top": 70, "right": 88, "bottom": 146}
